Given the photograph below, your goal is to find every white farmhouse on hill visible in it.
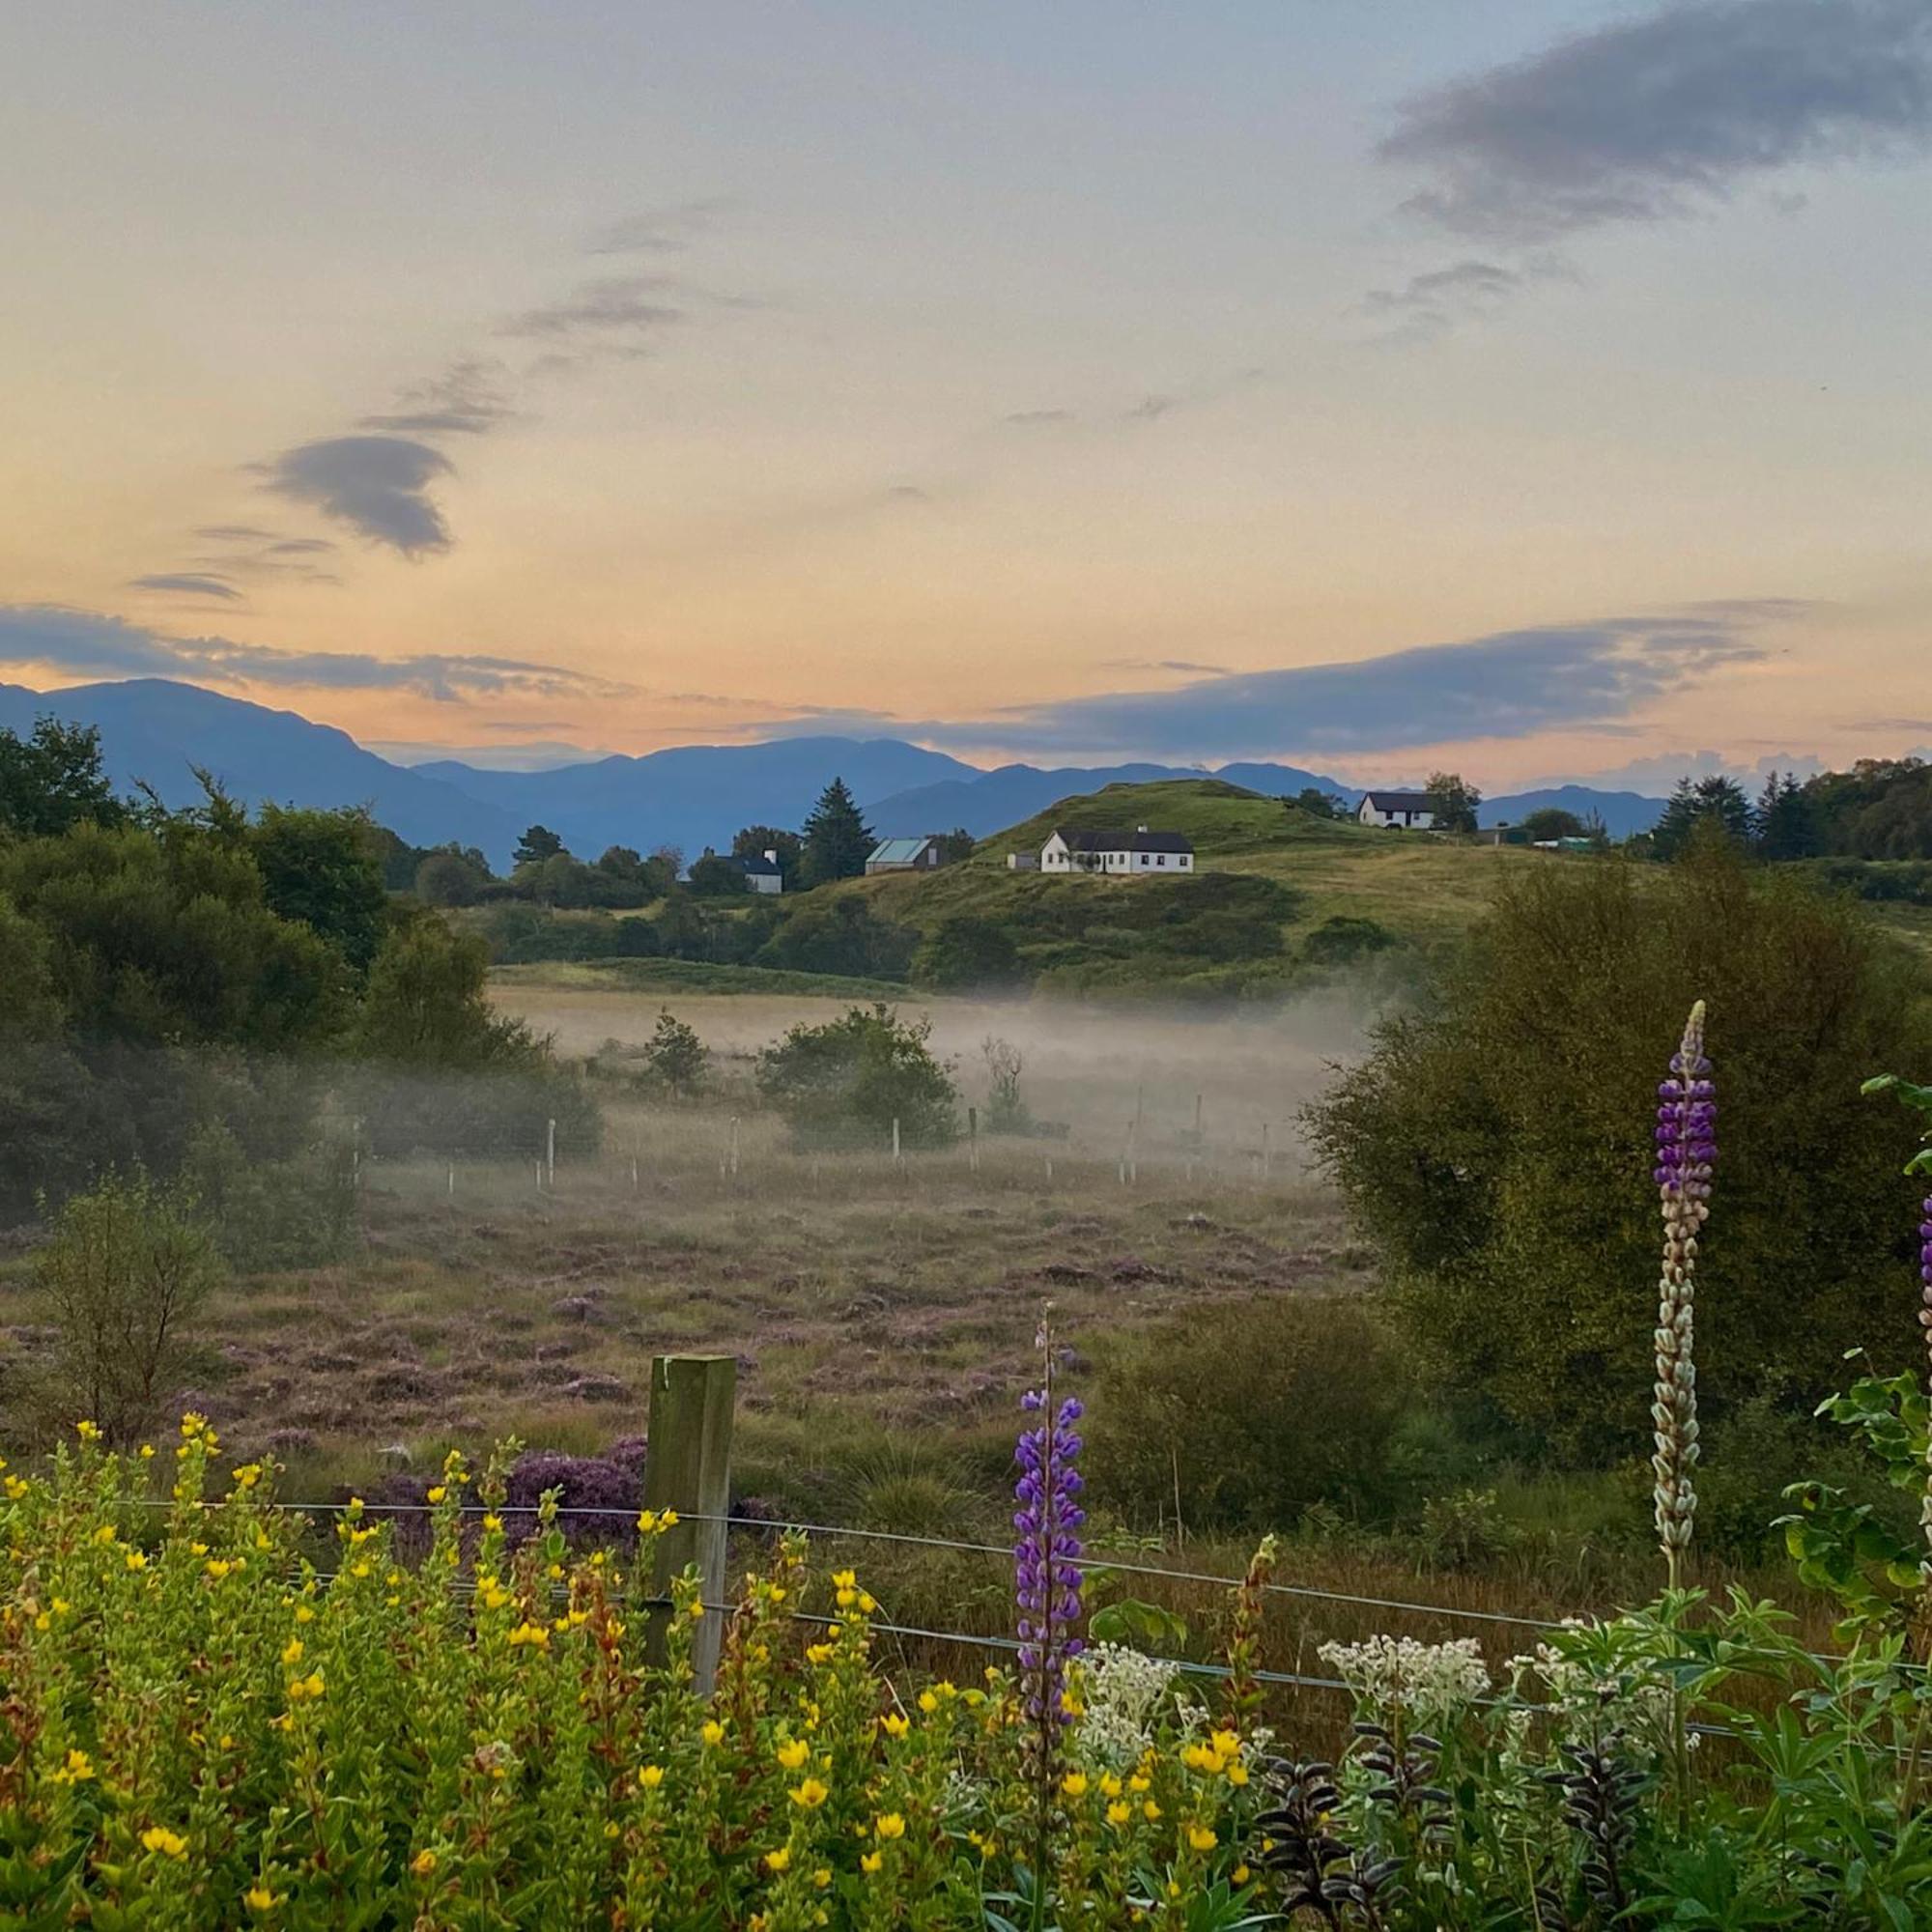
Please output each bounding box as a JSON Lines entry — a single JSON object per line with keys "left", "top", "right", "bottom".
{"left": 1356, "top": 790, "right": 1435, "bottom": 830}
{"left": 1038, "top": 826, "right": 1195, "bottom": 876}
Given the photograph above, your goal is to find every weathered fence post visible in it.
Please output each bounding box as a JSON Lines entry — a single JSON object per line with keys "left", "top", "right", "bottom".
{"left": 968, "top": 1106, "right": 979, "bottom": 1175}
{"left": 546, "top": 1118, "right": 557, "bottom": 1187}
{"left": 643, "top": 1353, "right": 737, "bottom": 1693}
{"left": 892, "top": 1117, "right": 902, "bottom": 1166}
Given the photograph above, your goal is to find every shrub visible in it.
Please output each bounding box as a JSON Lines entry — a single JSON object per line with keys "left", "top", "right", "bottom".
{"left": 640, "top": 1009, "right": 708, "bottom": 1095}
{"left": 1085, "top": 1295, "right": 1407, "bottom": 1532}
{"left": 33, "top": 1173, "right": 221, "bottom": 1445}
{"left": 910, "top": 917, "right": 1023, "bottom": 990}
{"left": 757, "top": 897, "right": 917, "bottom": 981}
{"left": 755, "top": 1004, "right": 958, "bottom": 1149}
{"left": 1301, "top": 914, "right": 1397, "bottom": 964}
{"left": 1306, "top": 851, "right": 1932, "bottom": 1459}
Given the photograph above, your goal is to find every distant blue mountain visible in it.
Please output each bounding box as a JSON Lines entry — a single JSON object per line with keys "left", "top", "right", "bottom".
{"left": 1481, "top": 784, "right": 1664, "bottom": 838}
{"left": 418, "top": 736, "right": 970, "bottom": 865}
{"left": 0, "top": 678, "right": 1666, "bottom": 864}
{"left": 0, "top": 678, "right": 525, "bottom": 856}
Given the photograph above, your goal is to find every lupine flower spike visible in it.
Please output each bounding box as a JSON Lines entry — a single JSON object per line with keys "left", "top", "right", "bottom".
{"left": 1014, "top": 1315, "right": 1085, "bottom": 1920}
{"left": 1653, "top": 999, "right": 1716, "bottom": 1589}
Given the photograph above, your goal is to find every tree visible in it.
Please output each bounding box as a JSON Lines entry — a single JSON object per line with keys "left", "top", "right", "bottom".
{"left": 1305, "top": 850, "right": 1932, "bottom": 1460}
{"left": 0, "top": 718, "right": 124, "bottom": 838}
{"left": 1292, "top": 787, "right": 1348, "bottom": 821}
{"left": 513, "top": 824, "right": 566, "bottom": 867}
{"left": 756, "top": 897, "right": 917, "bottom": 980}
{"left": 798, "top": 778, "right": 873, "bottom": 888}
{"left": 354, "top": 915, "right": 534, "bottom": 1067}
{"left": 1424, "top": 772, "right": 1481, "bottom": 835}
{"left": 1755, "top": 771, "right": 1819, "bottom": 861}
{"left": 1652, "top": 776, "right": 1753, "bottom": 860}
{"left": 756, "top": 1004, "right": 957, "bottom": 1148}
{"left": 687, "top": 850, "right": 749, "bottom": 897}
{"left": 912, "top": 916, "right": 1021, "bottom": 990}
{"left": 732, "top": 826, "right": 803, "bottom": 889}
{"left": 981, "top": 1036, "right": 1031, "bottom": 1134}
{"left": 936, "top": 828, "right": 977, "bottom": 865}
{"left": 415, "top": 847, "right": 493, "bottom": 908}
{"left": 1520, "top": 807, "right": 1585, "bottom": 843}
{"left": 249, "top": 803, "right": 391, "bottom": 970}
{"left": 35, "top": 1171, "right": 221, "bottom": 1445}
{"left": 640, "top": 1009, "right": 708, "bottom": 1095}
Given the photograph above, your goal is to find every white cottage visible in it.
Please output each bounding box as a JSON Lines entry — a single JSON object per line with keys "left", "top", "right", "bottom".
{"left": 1355, "top": 790, "right": 1436, "bottom": 830}
{"left": 1038, "top": 826, "right": 1195, "bottom": 876}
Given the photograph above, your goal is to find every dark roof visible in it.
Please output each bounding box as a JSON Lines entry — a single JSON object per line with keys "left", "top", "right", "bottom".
{"left": 1360, "top": 790, "right": 1434, "bottom": 812}
{"left": 728, "top": 852, "right": 782, "bottom": 876}
{"left": 1051, "top": 827, "right": 1194, "bottom": 854}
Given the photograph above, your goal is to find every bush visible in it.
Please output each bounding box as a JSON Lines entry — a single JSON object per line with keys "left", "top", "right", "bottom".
{"left": 1301, "top": 915, "right": 1397, "bottom": 964}
{"left": 175, "top": 1119, "right": 356, "bottom": 1272}
{"left": 33, "top": 1173, "right": 221, "bottom": 1445}
{"left": 755, "top": 1004, "right": 958, "bottom": 1149}
{"left": 1305, "top": 850, "right": 1932, "bottom": 1459}
{"left": 1085, "top": 1295, "right": 1407, "bottom": 1532}
{"left": 910, "top": 917, "right": 1023, "bottom": 990}
{"left": 757, "top": 897, "right": 917, "bottom": 981}
{"left": 639, "top": 1009, "right": 708, "bottom": 1095}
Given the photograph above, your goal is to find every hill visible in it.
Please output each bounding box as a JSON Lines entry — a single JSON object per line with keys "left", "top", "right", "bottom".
{"left": 0, "top": 678, "right": 523, "bottom": 855}
{"left": 835, "top": 777, "right": 1546, "bottom": 994}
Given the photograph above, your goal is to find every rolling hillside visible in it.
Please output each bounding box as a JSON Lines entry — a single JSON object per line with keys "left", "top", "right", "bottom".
{"left": 838, "top": 778, "right": 1546, "bottom": 993}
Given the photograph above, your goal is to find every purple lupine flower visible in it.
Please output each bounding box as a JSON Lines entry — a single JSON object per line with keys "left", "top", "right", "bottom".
{"left": 1652, "top": 1000, "right": 1715, "bottom": 1588}
{"left": 1014, "top": 1349, "right": 1086, "bottom": 1731}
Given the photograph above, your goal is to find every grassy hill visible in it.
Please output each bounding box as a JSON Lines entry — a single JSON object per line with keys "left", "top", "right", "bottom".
{"left": 835, "top": 777, "right": 1548, "bottom": 994}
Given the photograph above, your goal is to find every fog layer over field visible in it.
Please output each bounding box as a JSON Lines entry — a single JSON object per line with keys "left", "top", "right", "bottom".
{"left": 492, "top": 977, "right": 1374, "bottom": 1174}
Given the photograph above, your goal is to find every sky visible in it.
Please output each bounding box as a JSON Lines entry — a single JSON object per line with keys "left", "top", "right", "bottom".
{"left": 2, "top": 0, "right": 1928, "bottom": 788}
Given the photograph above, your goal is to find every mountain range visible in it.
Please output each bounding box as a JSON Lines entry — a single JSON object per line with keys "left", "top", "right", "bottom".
{"left": 0, "top": 678, "right": 1668, "bottom": 864}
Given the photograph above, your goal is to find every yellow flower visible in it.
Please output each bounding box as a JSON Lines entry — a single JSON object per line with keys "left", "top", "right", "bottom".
{"left": 1099, "top": 1772, "right": 1123, "bottom": 1799}
{"left": 789, "top": 1776, "right": 830, "bottom": 1808}
{"left": 295, "top": 1604, "right": 314, "bottom": 1624}
{"left": 1106, "top": 1801, "right": 1131, "bottom": 1827}
{"left": 700, "top": 1720, "right": 724, "bottom": 1747}
{"left": 874, "top": 1813, "right": 905, "bottom": 1840}
{"left": 412, "top": 1849, "right": 438, "bottom": 1877}
{"left": 139, "top": 1445, "right": 156, "bottom": 1461}
{"left": 287, "top": 1671, "right": 326, "bottom": 1702}
{"left": 917, "top": 1690, "right": 938, "bottom": 1714}
{"left": 805, "top": 1643, "right": 834, "bottom": 1665}
{"left": 880, "top": 1714, "right": 909, "bottom": 1739}
{"left": 205, "top": 1559, "right": 233, "bottom": 1580}
{"left": 1061, "top": 1772, "right": 1089, "bottom": 1798}
{"left": 686, "top": 1598, "right": 705, "bottom": 1622}
{"left": 1188, "top": 1825, "right": 1219, "bottom": 1853}
{"left": 75, "top": 1420, "right": 101, "bottom": 1443}
{"left": 281, "top": 1638, "right": 304, "bottom": 1665}
{"left": 52, "top": 1748, "right": 95, "bottom": 1785}
{"left": 764, "top": 1847, "right": 791, "bottom": 1873}
{"left": 3, "top": 1476, "right": 28, "bottom": 1500}
{"left": 1233, "top": 1863, "right": 1251, "bottom": 1885}
{"left": 141, "top": 1827, "right": 188, "bottom": 1859}
{"left": 832, "top": 1568, "right": 857, "bottom": 1589}
{"left": 813, "top": 1868, "right": 831, "bottom": 1889}
{"left": 1226, "top": 1761, "right": 1250, "bottom": 1787}
{"left": 861, "top": 1850, "right": 883, "bottom": 1874}
{"left": 124, "top": 1549, "right": 147, "bottom": 1572}
{"left": 1142, "top": 1800, "right": 1162, "bottom": 1823}
{"left": 1210, "top": 1729, "right": 1241, "bottom": 1760}
{"left": 232, "top": 1463, "right": 262, "bottom": 1490}
{"left": 506, "top": 1621, "right": 550, "bottom": 1648}
{"left": 776, "top": 1739, "right": 810, "bottom": 1771}
{"left": 427, "top": 1486, "right": 447, "bottom": 1504}
{"left": 93, "top": 1526, "right": 116, "bottom": 1546}
{"left": 244, "top": 1884, "right": 280, "bottom": 1911}
{"left": 638, "top": 1764, "right": 665, "bottom": 1790}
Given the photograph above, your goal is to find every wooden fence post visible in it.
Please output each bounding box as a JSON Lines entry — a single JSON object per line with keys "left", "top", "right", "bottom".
{"left": 643, "top": 1354, "right": 737, "bottom": 1693}
{"left": 968, "top": 1106, "right": 979, "bottom": 1174}
{"left": 892, "top": 1117, "right": 901, "bottom": 1165}
{"left": 546, "top": 1118, "right": 557, "bottom": 1187}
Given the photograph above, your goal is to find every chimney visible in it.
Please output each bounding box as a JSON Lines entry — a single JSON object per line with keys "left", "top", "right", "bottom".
{"left": 764, "top": 848, "right": 778, "bottom": 865}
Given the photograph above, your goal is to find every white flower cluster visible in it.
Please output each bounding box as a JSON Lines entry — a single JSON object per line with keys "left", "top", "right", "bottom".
{"left": 1319, "top": 1634, "right": 1492, "bottom": 1719}
{"left": 1071, "top": 1642, "right": 1177, "bottom": 1764}
{"left": 1508, "top": 1637, "right": 1675, "bottom": 1751}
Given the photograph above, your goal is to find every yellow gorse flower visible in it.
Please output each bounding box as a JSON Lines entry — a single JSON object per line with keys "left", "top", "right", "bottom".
{"left": 776, "top": 1739, "right": 810, "bottom": 1770}
{"left": 506, "top": 1621, "right": 550, "bottom": 1648}
{"left": 789, "top": 1776, "right": 830, "bottom": 1808}
{"left": 874, "top": 1813, "right": 905, "bottom": 1840}
{"left": 141, "top": 1827, "right": 188, "bottom": 1859}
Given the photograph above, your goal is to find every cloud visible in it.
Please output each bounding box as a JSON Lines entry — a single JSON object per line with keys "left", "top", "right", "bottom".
{"left": 126, "top": 573, "right": 243, "bottom": 602}
{"left": 359, "top": 359, "right": 514, "bottom": 437}
{"left": 501, "top": 275, "right": 685, "bottom": 343}
{"left": 742, "top": 605, "right": 1794, "bottom": 761}
{"left": 1358, "top": 256, "right": 1578, "bottom": 339}
{"left": 257, "top": 436, "right": 457, "bottom": 554}
{"left": 1381, "top": 0, "right": 1932, "bottom": 244}
{"left": 1005, "top": 408, "right": 1075, "bottom": 427}
{"left": 583, "top": 198, "right": 733, "bottom": 255}
{"left": 1002, "top": 369, "right": 1267, "bottom": 435}
{"left": 0, "top": 604, "right": 635, "bottom": 704}
{"left": 1097, "top": 657, "right": 1234, "bottom": 677}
